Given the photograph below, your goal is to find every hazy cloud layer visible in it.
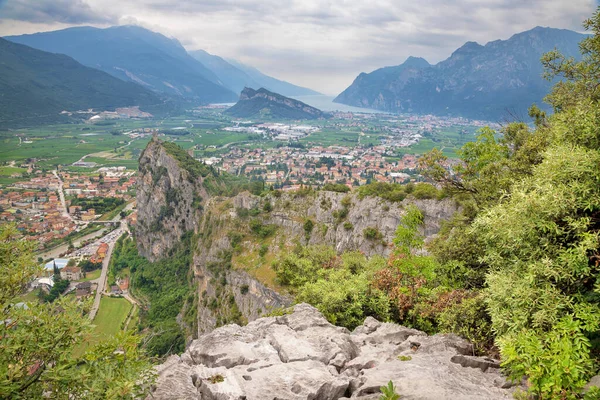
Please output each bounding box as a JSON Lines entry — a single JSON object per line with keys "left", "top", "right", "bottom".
{"left": 0, "top": 0, "right": 116, "bottom": 24}
{"left": 0, "top": 0, "right": 596, "bottom": 94}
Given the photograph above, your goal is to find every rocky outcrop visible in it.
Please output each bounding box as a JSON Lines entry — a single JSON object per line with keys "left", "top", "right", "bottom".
{"left": 225, "top": 87, "right": 325, "bottom": 119}
{"left": 151, "top": 304, "right": 517, "bottom": 400}
{"left": 237, "top": 190, "right": 456, "bottom": 258}
{"left": 136, "top": 138, "right": 209, "bottom": 261}
{"left": 192, "top": 190, "right": 456, "bottom": 334}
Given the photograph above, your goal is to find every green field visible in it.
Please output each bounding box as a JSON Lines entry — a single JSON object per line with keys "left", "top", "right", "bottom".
{"left": 92, "top": 296, "right": 132, "bottom": 340}
{"left": 300, "top": 128, "right": 359, "bottom": 147}
{"left": 80, "top": 269, "right": 101, "bottom": 282}
{"left": 17, "top": 288, "right": 42, "bottom": 304}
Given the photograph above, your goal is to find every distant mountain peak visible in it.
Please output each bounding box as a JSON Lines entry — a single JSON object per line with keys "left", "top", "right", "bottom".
{"left": 190, "top": 51, "right": 321, "bottom": 97}
{"left": 334, "top": 26, "right": 585, "bottom": 120}
{"left": 402, "top": 56, "right": 431, "bottom": 68}
{"left": 5, "top": 25, "right": 237, "bottom": 104}
{"left": 451, "top": 41, "right": 484, "bottom": 56}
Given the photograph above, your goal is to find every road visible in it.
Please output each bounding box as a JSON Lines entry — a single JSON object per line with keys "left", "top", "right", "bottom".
{"left": 52, "top": 170, "right": 81, "bottom": 225}
{"left": 90, "top": 223, "right": 132, "bottom": 320}
{"left": 88, "top": 225, "right": 124, "bottom": 320}
{"left": 37, "top": 227, "right": 110, "bottom": 260}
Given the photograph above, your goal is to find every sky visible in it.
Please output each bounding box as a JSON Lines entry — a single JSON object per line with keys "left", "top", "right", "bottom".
{"left": 0, "top": 0, "right": 597, "bottom": 95}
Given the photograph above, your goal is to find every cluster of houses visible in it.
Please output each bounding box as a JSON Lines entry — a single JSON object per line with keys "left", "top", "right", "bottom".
{"left": 0, "top": 179, "right": 78, "bottom": 247}
{"left": 32, "top": 239, "right": 115, "bottom": 299}
{"left": 61, "top": 169, "right": 135, "bottom": 200}
{"left": 90, "top": 242, "right": 109, "bottom": 263}
{"left": 213, "top": 145, "right": 418, "bottom": 188}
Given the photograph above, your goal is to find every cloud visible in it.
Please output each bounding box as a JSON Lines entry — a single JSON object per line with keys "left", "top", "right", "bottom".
{"left": 0, "top": 0, "right": 596, "bottom": 94}
{"left": 0, "top": 0, "right": 116, "bottom": 24}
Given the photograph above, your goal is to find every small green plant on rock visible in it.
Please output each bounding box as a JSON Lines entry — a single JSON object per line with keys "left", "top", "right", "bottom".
{"left": 380, "top": 380, "right": 400, "bottom": 400}
{"left": 208, "top": 374, "right": 224, "bottom": 384}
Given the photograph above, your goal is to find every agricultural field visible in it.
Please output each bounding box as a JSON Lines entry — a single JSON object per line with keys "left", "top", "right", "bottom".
{"left": 92, "top": 296, "right": 133, "bottom": 340}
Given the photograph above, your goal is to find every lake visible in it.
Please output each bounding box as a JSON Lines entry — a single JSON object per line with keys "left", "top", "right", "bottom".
{"left": 291, "top": 95, "right": 387, "bottom": 114}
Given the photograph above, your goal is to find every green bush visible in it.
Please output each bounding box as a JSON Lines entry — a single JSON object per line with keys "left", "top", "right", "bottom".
{"left": 249, "top": 219, "right": 277, "bottom": 238}
{"left": 343, "top": 221, "right": 353, "bottom": 230}
{"left": 363, "top": 227, "right": 383, "bottom": 241}
{"left": 240, "top": 284, "right": 249, "bottom": 295}
{"left": 303, "top": 219, "right": 315, "bottom": 240}
{"left": 411, "top": 183, "right": 445, "bottom": 200}
{"left": 322, "top": 183, "right": 350, "bottom": 193}
{"left": 258, "top": 244, "right": 268, "bottom": 257}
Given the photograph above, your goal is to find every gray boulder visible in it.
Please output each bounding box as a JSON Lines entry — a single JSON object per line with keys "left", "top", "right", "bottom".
{"left": 150, "top": 303, "right": 516, "bottom": 400}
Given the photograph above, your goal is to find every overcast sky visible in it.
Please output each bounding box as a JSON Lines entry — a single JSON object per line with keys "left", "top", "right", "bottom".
{"left": 0, "top": 0, "right": 597, "bottom": 95}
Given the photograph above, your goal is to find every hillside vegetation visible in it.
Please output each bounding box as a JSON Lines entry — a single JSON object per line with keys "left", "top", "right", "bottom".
{"left": 0, "top": 38, "right": 160, "bottom": 127}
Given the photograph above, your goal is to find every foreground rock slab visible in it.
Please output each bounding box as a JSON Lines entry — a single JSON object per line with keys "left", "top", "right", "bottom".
{"left": 151, "top": 304, "right": 515, "bottom": 400}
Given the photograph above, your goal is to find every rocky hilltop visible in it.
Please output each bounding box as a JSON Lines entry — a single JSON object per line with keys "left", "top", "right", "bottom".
{"left": 151, "top": 303, "right": 516, "bottom": 400}
{"left": 334, "top": 27, "right": 585, "bottom": 119}
{"left": 136, "top": 138, "right": 213, "bottom": 261}
{"left": 225, "top": 87, "right": 326, "bottom": 119}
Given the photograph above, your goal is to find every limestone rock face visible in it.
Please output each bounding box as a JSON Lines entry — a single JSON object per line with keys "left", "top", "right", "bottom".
{"left": 151, "top": 304, "right": 516, "bottom": 400}
{"left": 136, "top": 138, "right": 208, "bottom": 261}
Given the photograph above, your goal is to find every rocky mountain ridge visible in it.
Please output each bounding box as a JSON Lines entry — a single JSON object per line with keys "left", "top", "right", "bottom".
{"left": 334, "top": 27, "right": 586, "bottom": 120}
{"left": 225, "top": 87, "right": 326, "bottom": 119}
{"left": 150, "top": 303, "right": 517, "bottom": 399}
{"left": 136, "top": 138, "right": 211, "bottom": 261}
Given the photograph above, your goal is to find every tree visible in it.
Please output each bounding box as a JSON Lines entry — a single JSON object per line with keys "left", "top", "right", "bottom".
{"left": 420, "top": 8, "right": 600, "bottom": 398}
{"left": 0, "top": 224, "right": 154, "bottom": 399}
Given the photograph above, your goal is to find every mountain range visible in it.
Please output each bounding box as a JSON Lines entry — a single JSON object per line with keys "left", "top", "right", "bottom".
{"left": 5, "top": 25, "right": 318, "bottom": 106}
{"left": 334, "top": 27, "right": 586, "bottom": 120}
{"left": 225, "top": 87, "right": 325, "bottom": 119}
{"left": 0, "top": 37, "right": 160, "bottom": 127}
{"left": 189, "top": 50, "right": 319, "bottom": 97}
{"left": 5, "top": 26, "right": 238, "bottom": 104}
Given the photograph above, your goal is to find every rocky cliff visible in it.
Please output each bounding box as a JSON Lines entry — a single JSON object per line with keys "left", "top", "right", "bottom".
{"left": 192, "top": 190, "right": 457, "bottom": 334}
{"left": 151, "top": 303, "right": 518, "bottom": 400}
{"left": 136, "top": 138, "right": 210, "bottom": 261}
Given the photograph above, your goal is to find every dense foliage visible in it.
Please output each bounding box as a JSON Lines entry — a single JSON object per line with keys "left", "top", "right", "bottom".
{"left": 42, "top": 275, "right": 70, "bottom": 303}
{"left": 0, "top": 224, "right": 153, "bottom": 399}
{"left": 70, "top": 196, "right": 125, "bottom": 215}
{"left": 417, "top": 10, "right": 600, "bottom": 398}
{"left": 110, "top": 232, "right": 195, "bottom": 357}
